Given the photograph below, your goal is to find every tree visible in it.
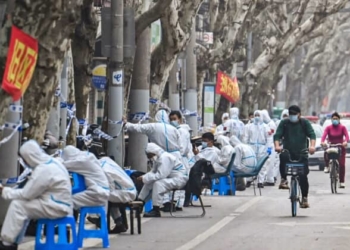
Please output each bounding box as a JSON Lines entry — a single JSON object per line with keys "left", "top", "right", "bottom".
{"left": 0, "top": 0, "right": 83, "bottom": 142}
{"left": 149, "top": 0, "right": 204, "bottom": 115}
{"left": 240, "top": 0, "right": 348, "bottom": 116}
{"left": 72, "top": 0, "right": 98, "bottom": 121}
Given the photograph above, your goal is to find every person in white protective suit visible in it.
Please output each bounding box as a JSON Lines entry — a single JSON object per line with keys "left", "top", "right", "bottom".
{"left": 137, "top": 143, "right": 188, "bottom": 217}
{"left": 0, "top": 140, "right": 72, "bottom": 250}
{"left": 192, "top": 132, "right": 222, "bottom": 172}
{"left": 214, "top": 135, "right": 235, "bottom": 173}
{"left": 215, "top": 113, "right": 230, "bottom": 136}
{"left": 275, "top": 109, "right": 289, "bottom": 128}
{"left": 61, "top": 146, "right": 110, "bottom": 209}
{"left": 87, "top": 156, "right": 137, "bottom": 233}
{"left": 274, "top": 109, "right": 289, "bottom": 182}
{"left": 229, "top": 135, "right": 258, "bottom": 173}
{"left": 243, "top": 110, "right": 270, "bottom": 188}
{"left": 123, "top": 109, "right": 184, "bottom": 165}
{"left": 161, "top": 110, "right": 192, "bottom": 212}
{"left": 227, "top": 107, "right": 245, "bottom": 140}
{"left": 260, "top": 109, "right": 277, "bottom": 186}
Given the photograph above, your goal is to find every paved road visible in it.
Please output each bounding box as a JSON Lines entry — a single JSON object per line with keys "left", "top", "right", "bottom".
{"left": 20, "top": 163, "right": 350, "bottom": 250}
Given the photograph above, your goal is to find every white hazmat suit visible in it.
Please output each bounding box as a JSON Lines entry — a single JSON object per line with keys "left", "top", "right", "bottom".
{"left": 243, "top": 110, "right": 269, "bottom": 183}
{"left": 260, "top": 110, "right": 277, "bottom": 183}
{"left": 230, "top": 135, "right": 257, "bottom": 173}
{"left": 194, "top": 145, "right": 221, "bottom": 172}
{"left": 125, "top": 110, "right": 184, "bottom": 165}
{"left": 99, "top": 157, "right": 137, "bottom": 219}
{"left": 139, "top": 143, "right": 188, "bottom": 206}
{"left": 62, "top": 146, "right": 110, "bottom": 209}
{"left": 274, "top": 109, "right": 289, "bottom": 179}
{"left": 163, "top": 123, "right": 193, "bottom": 207}
{"left": 215, "top": 113, "right": 229, "bottom": 136}
{"left": 227, "top": 108, "right": 245, "bottom": 140}
{"left": 1, "top": 140, "right": 72, "bottom": 245}
{"left": 214, "top": 136, "right": 235, "bottom": 173}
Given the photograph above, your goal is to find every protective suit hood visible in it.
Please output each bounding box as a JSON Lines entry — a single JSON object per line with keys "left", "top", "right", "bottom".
{"left": 281, "top": 109, "right": 289, "bottom": 119}
{"left": 222, "top": 113, "right": 229, "bottom": 123}
{"left": 20, "top": 140, "right": 51, "bottom": 168}
{"left": 217, "top": 135, "right": 230, "bottom": 147}
{"left": 229, "top": 135, "right": 241, "bottom": 147}
{"left": 61, "top": 145, "right": 82, "bottom": 161}
{"left": 155, "top": 110, "right": 170, "bottom": 124}
{"left": 230, "top": 108, "right": 239, "bottom": 119}
{"left": 146, "top": 143, "right": 164, "bottom": 157}
{"left": 261, "top": 109, "right": 271, "bottom": 123}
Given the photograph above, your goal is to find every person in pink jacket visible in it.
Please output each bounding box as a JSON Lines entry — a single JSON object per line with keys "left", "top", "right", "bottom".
{"left": 321, "top": 112, "right": 349, "bottom": 188}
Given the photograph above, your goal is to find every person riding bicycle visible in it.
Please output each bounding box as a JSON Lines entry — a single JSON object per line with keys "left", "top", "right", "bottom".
{"left": 274, "top": 105, "right": 316, "bottom": 208}
{"left": 321, "top": 112, "right": 349, "bottom": 188}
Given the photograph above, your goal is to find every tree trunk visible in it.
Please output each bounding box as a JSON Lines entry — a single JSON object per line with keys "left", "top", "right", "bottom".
{"left": 66, "top": 44, "right": 77, "bottom": 146}
{"left": 197, "top": 70, "right": 206, "bottom": 121}
{"left": 1, "top": 1, "right": 82, "bottom": 142}
{"left": 149, "top": 0, "right": 204, "bottom": 116}
{"left": 72, "top": 0, "right": 98, "bottom": 120}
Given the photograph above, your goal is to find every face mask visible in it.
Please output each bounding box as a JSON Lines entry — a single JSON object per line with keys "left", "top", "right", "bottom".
{"left": 170, "top": 121, "right": 179, "bottom": 127}
{"left": 250, "top": 118, "right": 254, "bottom": 122}
{"left": 283, "top": 116, "right": 288, "bottom": 120}
{"left": 201, "top": 142, "right": 208, "bottom": 149}
{"left": 232, "top": 115, "right": 238, "bottom": 120}
{"left": 289, "top": 115, "right": 298, "bottom": 123}
{"left": 254, "top": 117, "right": 260, "bottom": 124}
{"left": 332, "top": 120, "right": 339, "bottom": 126}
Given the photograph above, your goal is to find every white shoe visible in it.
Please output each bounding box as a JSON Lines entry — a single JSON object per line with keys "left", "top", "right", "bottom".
{"left": 324, "top": 167, "right": 330, "bottom": 173}
{"left": 340, "top": 183, "right": 345, "bottom": 188}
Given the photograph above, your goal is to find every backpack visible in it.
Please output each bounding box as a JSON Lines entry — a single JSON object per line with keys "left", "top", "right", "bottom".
{"left": 282, "top": 118, "right": 309, "bottom": 147}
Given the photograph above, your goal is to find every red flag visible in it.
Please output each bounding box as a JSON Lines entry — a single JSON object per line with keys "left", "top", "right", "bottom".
{"left": 1, "top": 25, "right": 38, "bottom": 101}
{"left": 215, "top": 71, "right": 240, "bottom": 103}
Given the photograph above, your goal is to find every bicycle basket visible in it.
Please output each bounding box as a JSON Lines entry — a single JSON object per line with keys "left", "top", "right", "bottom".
{"left": 326, "top": 148, "right": 340, "bottom": 160}
{"left": 285, "top": 163, "right": 305, "bottom": 176}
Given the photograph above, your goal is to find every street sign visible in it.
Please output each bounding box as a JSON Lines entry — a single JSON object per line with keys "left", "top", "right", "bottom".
{"left": 112, "top": 70, "right": 123, "bottom": 85}
{"left": 202, "top": 32, "right": 213, "bottom": 44}
{"left": 92, "top": 64, "right": 107, "bottom": 91}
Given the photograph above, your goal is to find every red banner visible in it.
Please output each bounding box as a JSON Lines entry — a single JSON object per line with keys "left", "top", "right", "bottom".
{"left": 215, "top": 71, "right": 240, "bottom": 103}
{"left": 1, "top": 25, "right": 38, "bottom": 101}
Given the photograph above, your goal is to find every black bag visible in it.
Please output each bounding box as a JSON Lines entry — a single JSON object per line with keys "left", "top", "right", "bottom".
{"left": 187, "top": 159, "right": 214, "bottom": 196}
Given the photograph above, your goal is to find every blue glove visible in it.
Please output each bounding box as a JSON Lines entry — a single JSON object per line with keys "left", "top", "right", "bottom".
{"left": 267, "top": 147, "right": 272, "bottom": 155}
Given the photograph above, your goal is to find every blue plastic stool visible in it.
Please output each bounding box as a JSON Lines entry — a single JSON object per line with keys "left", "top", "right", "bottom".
{"left": 35, "top": 216, "right": 77, "bottom": 250}
{"left": 211, "top": 173, "right": 236, "bottom": 196}
{"left": 70, "top": 172, "right": 86, "bottom": 195}
{"left": 78, "top": 206, "right": 109, "bottom": 248}
{"left": 144, "top": 200, "right": 152, "bottom": 212}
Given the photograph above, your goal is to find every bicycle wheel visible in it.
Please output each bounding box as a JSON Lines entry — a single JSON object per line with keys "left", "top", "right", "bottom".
{"left": 290, "top": 178, "right": 297, "bottom": 217}
{"left": 331, "top": 161, "right": 337, "bottom": 194}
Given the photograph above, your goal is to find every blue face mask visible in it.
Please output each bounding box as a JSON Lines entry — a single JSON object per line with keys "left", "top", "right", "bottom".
{"left": 254, "top": 117, "right": 260, "bottom": 124}
{"left": 332, "top": 119, "right": 339, "bottom": 126}
{"left": 201, "top": 142, "right": 208, "bottom": 149}
{"left": 289, "top": 115, "right": 298, "bottom": 123}
{"left": 170, "top": 121, "right": 179, "bottom": 127}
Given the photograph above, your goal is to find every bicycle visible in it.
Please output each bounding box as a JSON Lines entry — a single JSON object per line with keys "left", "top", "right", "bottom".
{"left": 283, "top": 148, "right": 309, "bottom": 217}
{"left": 324, "top": 143, "right": 342, "bottom": 194}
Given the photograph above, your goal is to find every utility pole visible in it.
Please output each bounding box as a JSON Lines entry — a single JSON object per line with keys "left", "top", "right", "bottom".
{"left": 0, "top": 101, "right": 21, "bottom": 225}
{"left": 108, "top": 0, "right": 124, "bottom": 166}
{"left": 59, "top": 57, "right": 68, "bottom": 141}
{"left": 184, "top": 21, "right": 198, "bottom": 135}
{"left": 169, "top": 60, "right": 180, "bottom": 110}
{"left": 127, "top": 0, "right": 150, "bottom": 171}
